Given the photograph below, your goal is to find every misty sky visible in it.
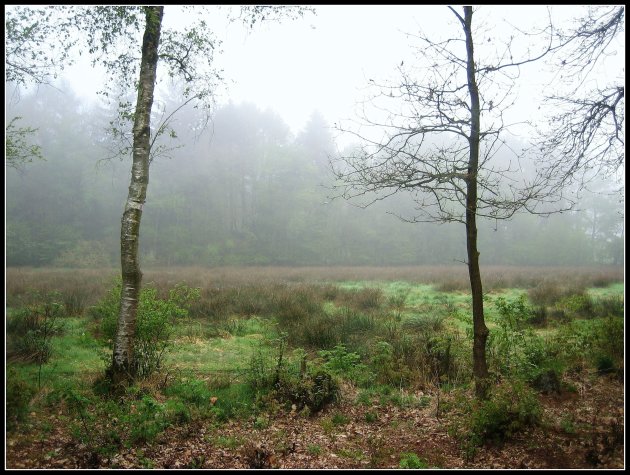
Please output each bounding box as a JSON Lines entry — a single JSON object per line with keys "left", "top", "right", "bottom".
{"left": 55, "top": 5, "right": 623, "bottom": 143}
{"left": 5, "top": 5, "right": 624, "bottom": 268}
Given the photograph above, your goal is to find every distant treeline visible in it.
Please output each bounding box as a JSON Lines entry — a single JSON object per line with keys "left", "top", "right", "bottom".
{"left": 6, "top": 85, "right": 624, "bottom": 268}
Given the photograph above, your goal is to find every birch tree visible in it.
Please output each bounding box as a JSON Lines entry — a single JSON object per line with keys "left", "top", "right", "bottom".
{"left": 6, "top": 4, "right": 312, "bottom": 385}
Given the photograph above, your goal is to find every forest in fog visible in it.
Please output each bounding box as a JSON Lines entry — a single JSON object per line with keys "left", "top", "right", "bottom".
{"left": 5, "top": 84, "right": 623, "bottom": 269}
{"left": 5, "top": 5, "right": 624, "bottom": 470}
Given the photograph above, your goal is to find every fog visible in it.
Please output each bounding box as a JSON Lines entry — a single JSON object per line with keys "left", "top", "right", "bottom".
{"left": 5, "top": 5, "right": 624, "bottom": 268}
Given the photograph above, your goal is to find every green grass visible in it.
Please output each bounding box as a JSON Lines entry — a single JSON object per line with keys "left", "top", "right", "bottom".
{"left": 8, "top": 281, "right": 623, "bottom": 387}
{"left": 170, "top": 331, "right": 276, "bottom": 372}
{"left": 5, "top": 275, "right": 624, "bottom": 454}
{"left": 587, "top": 282, "right": 624, "bottom": 299}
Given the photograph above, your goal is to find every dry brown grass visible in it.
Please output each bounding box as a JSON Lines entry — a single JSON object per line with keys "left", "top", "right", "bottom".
{"left": 6, "top": 265, "right": 623, "bottom": 310}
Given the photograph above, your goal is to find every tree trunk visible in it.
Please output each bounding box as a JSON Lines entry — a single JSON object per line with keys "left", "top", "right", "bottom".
{"left": 111, "top": 6, "right": 164, "bottom": 385}
{"left": 463, "top": 6, "right": 490, "bottom": 399}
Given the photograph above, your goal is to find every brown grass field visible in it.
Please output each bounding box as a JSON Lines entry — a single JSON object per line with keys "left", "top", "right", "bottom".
{"left": 6, "top": 264, "right": 624, "bottom": 305}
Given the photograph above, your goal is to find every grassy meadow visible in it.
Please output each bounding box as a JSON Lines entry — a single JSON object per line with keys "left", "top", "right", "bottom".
{"left": 5, "top": 265, "right": 625, "bottom": 468}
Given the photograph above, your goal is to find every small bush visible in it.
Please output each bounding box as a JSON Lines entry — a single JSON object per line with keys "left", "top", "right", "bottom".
{"left": 338, "top": 308, "right": 377, "bottom": 338}
{"left": 399, "top": 452, "right": 429, "bottom": 469}
{"left": 93, "top": 279, "right": 199, "bottom": 379}
{"left": 369, "top": 340, "right": 412, "bottom": 387}
{"left": 319, "top": 344, "right": 372, "bottom": 385}
{"left": 595, "top": 354, "right": 615, "bottom": 375}
{"left": 290, "top": 313, "right": 338, "bottom": 348}
{"left": 593, "top": 296, "right": 624, "bottom": 319}
{"left": 61, "top": 287, "right": 91, "bottom": 316}
{"left": 248, "top": 340, "right": 339, "bottom": 414}
{"left": 164, "top": 399, "right": 192, "bottom": 424}
{"left": 528, "top": 306, "right": 548, "bottom": 327}
{"left": 596, "top": 316, "right": 624, "bottom": 360}
{"left": 273, "top": 369, "right": 340, "bottom": 413}
{"left": 6, "top": 367, "right": 36, "bottom": 431}
{"left": 128, "top": 395, "right": 169, "bottom": 444}
{"left": 560, "top": 293, "right": 595, "bottom": 318}
{"left": 7, "top": 296, "right": 65, "bottom": 364}
{"left": 489, "top": 295, "right": 559, "bottom": 383}
{"left": 466, "top": 380, "right": 542, "bottom": 448}
{"left": 528, "top": 281, "right": 587, "bottom": 308}
{"left": 530, "top": 368, "right": 562, "bottom": 394}
{"left": 319, "top": 284, "right": 340, "bottom": 301}
{"left": 388, "top": 288, "right": 410, "bottom": 311}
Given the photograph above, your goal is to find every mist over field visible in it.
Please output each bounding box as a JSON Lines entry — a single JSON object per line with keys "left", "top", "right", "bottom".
{"left": 5, "top": 85, "right": 624, "bottom": 269}
{"left": 5, "top": 5, "right": 624, "bottom": 270}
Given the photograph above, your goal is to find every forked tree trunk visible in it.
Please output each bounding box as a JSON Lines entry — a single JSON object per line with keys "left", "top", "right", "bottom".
{"left": 463, "top": 6, "right": 490, "bottom": 399}
{"left": 111, "top": 6, "right": 164, "bottom": 385}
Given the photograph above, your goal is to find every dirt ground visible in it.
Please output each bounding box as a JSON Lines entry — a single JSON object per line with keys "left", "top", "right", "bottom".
{"left": 6, "top": 373, "right": 624, "bottom": 469}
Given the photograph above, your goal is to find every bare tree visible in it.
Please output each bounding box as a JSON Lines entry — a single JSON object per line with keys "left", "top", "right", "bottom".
{"left": 332, "top": 6, "right": 570, "bottom": 398}
{"left": 536, "top": 6, "right": 624, "bottom": 189}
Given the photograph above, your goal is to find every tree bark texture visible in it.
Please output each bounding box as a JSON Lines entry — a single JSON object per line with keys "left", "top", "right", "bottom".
{"left": 111, "top": 6, "right": 164, "bottom": 383}
{"left": 463, "top": 6, "right": 490, "bottom": 399}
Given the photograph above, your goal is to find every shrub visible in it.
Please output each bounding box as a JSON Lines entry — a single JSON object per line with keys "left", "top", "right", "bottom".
{"left": 7, "top": 296, "right": 65, "bottom": 365}
{"left": 369, "top": 340, "right": 413, "bottom": 387}
{"left": 272, "top": 368, "right": 339, "bottom": 413}
{"left": 528, "top": 306, "right": 548, "bottom": 327}
{"left": 490, "top": 296, "right": 551, "bottom": 375}
{"left": 593, "top": 316, "right": 624, "bottom": 371}
{"left": 593, "top": 296, "right": 624, "bottom": 319}
{"left": 388, "top": 288, "right": 410, "bottom": 312}
{"left": 399, "top": 452, "right": 429, "bottom": 469}
{"left": 289, "top": 313, "right": 338, "bottom": 348}
{"left": 248, "top": 339, "right": 339, "bottom": 414}
{"left": 464, "top": 380, "right": 542, "bottom": 453}
{"left": 93, "top": 279, "right": 199, "bottom": 379}
{"left": 595, "top": 354, "right": 615, "bottom": 375}
{"left": 551, "top": 321, "right": 597, "bottom": 372}
{"left": 164, "top": 399, "right": 192, "bottom": 424}
{"left": 528, "top": 281, "right": 587, "bottom": 308}
{"left": 598, "top": 316, "right": 624, "bottom": 358}
{"left": 61, "top": 287, "right": 91, "bottom": 316}
{"left": 6, "top": 367, "right": 36, "bottom": 431}
{"left": 560, "top": 293, "right": 595, "bottom": 318}
{"left": 269, "top": 287, "right": 339, "bottom": 348}
{"left": 530, "top": 368, "right": 562, "bottom": 394}
{"left": 319, "top": 344, "right": 372, "bottom": 385}
{"left": 128, "top": 395, "right": 169, "bottom": 444}
{"left": 338, "top": 308, "right": 377, "bottom": 338}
